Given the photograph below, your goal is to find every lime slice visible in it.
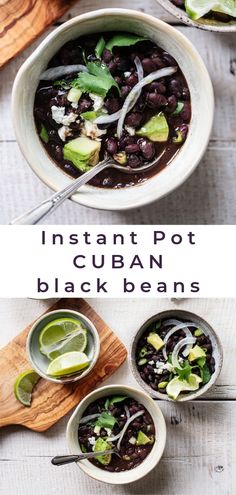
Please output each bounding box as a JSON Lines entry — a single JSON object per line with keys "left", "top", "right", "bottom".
{"left": 166, "top": 373, "right": 202, "bottom": 400}
{"left": 185, "top": 0, "right": 217, "bottom": 19}
{"left": 46, "top": 351, "right": 90, "bottom": 377}
{"left": 39, "top": 317, "right": 86, "bottom": 358}
{"left": 45, "top": 328, "right": 87, "bottom": 360}
{"left": 212, "top": 0, "right": 236, "bottom": 16}
{"left": 14, "top": 370, "right": 40, "bottom": 407}
{"left": 93, "top": 438, "right": 112, "bottom": 465}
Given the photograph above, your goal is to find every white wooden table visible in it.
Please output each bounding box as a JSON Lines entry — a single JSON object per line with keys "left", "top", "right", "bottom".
{"left": 0, "top": 297, "right": 235, "bottom": 494}
{"left": 0, "top": 0, "right": 236, "bottom": 225}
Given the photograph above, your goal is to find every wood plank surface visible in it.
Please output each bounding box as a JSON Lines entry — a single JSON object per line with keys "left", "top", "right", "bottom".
{"left": 0, "top": 298, "right": 127, "bottom": 431}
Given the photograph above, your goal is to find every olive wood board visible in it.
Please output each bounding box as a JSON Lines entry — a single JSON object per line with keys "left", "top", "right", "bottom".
{"left": 0, "top": 298, "right": 127, "bottom": 431}
{"left": 0, "top": 0, "right": 78, "bottom": 69}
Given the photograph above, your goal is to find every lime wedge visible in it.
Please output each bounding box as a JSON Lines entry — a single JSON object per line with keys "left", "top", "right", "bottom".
{"left": 185, "top": 0, "right": 236, "bottom": 20}
{"left": 14, "top": 370, "right": 40, "bottom": 407}
{"left": 46, "top": 351, "right": 90, "bottom": 377}
{"left": 166, "top": 373, "right": 202, "bottom": 400}
{"left": 93, "top": 438, "right": 112, "bottom": 465}
{"left": 39, "top": 317, "right": 87, "bottom": 358}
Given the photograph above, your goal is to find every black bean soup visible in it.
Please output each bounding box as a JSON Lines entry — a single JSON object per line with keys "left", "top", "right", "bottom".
{"left": 136, "top": 317, "right": 215, "bottom": 400}
{"left": 171, "top": 0, "right": 235, "bottom": 22}
{"left": 78, "top": 395, "right": 155, "bottom": 471}
{"left": 34, "top": 32, "right": 191, "bottom": 189}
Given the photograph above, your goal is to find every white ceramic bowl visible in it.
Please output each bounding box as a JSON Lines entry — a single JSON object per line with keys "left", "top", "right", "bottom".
{"left": 27, "top": 309, "right": 100, "bottom": 384}
{"left": 156, "top": 0, "right": 236, "bottom": 32}
{"left": 67, "top": 384, "right": 166, "bottom": 484}
{"left": 12, "top": 8, "right": 214, "bottom": 211}
{"left": 131, "top": 309, "right": 223, "bottom": 401}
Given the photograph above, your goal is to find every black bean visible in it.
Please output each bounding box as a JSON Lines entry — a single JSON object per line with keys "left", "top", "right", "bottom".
{"left": 125, "top": 143, "right": 140, "bottom": 154}
{"left": 169, "top": 79, "right": 182, "bottom": 98}
{"left": 105, "top": 98, "right": 121, "bottom": 114}
{"left": 166, "top": 95, "right": 177, "bottom": 113}
{"left": 105, "top": 137, "right": 118, "bottom": 155}
{"left": 180, "top": 101, "right": 191, "bottom": 122}
{"left": 121, "top": 85, "right": 131, "bottom": 100}
{"left": 108, "top": 60, "right": 117, "bottom": 74}
{"left": 102, "top": 48, "right": 113, "bottom": 63}
{"left": 142, "top": 58, "right": 157, "bottom": 73}
{"left": 78, "top": 99, "right": 93, "bottom": 113}
{"left": 125, "top": 112, "right": 143, "bottom": 128}
{"left": 126, "top": 74, "right": 138, "bottom": 87}
{"left": 150, "top": 81, "right": 166, "bottom": 94}
{"left": 147, "top": 93, "right": 167, "bottom": 109}
{"left": 138, "top": 138, "right": 155, "bottom": 160}
{"left": 127, "top": 154, "right": 142, "bottom": 168}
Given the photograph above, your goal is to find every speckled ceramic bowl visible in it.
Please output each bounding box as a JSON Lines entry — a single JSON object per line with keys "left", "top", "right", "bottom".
{"left": 66, "top": 384, "right": 166, "bottom": 484}
{"left": 12, "top": 8, "right": 214, "bottom": 211}
{"left": 156, "top": 0, "right": 236, "bottom": 32}
{"left": 27, "top": 309, "right": 100, "bottom": 384}
{"left": 131, "top": 309, "right": 223, "bottom": 401}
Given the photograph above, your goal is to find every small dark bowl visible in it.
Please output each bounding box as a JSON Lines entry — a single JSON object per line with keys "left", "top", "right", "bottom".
{"left": 130, "top": 309, "right": 223, "bottom": 402}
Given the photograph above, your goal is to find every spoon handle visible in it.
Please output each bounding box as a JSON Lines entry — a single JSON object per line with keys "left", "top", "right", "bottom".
{"left": 9, "top": 159, "right": 111, "bottom": 225}
{"left": 51, "top": 450, "right": 115, "bottom": 466}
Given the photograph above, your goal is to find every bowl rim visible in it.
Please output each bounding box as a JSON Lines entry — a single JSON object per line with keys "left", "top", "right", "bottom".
{"left": 155, "top": 0, "right": 236, "bottom": 32}
{"left": 26, "top": 308, "right": 100, "bottom": 384}
{"left": 11, "top": 8, "right": 214, "bottom": 211}
{"left": 66, "top": 383, "right": 167, "bottom": 484}
{"left": 130, "top": 309, "right": 223, "bottom": 402}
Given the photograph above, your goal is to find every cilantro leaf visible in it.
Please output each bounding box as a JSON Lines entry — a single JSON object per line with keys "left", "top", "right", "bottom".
{"left": 105, "top": 396, "right": 127, "bottom": 409}
{"left": 95, "top": 411, "right": 117, "bottom": 429}
{"left": 197, "top": 357, "right": 206, "bottom": 368}
{"left": 201, "top": 364, "right": 211, "bottom": 384}
{"left": 175, "top": 362, "right": 192, "bottom": 381}
{"left": 95, "top": 36, "right": 106, "bottom": 58}
{"left": 71, "top": 61, "right": 120, "bottom": 98}
{"left": 106, "top": 33, "right": 147, "bottom": 52}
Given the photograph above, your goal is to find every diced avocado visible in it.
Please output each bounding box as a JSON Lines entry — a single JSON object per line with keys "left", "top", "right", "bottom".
{"left": 81, "top": 111, "right": 98, "bottom": 121}
{"left": 114, "top": 151, "right": 127, "bottom": 165}
{"left": 67, "top": 87, "right": 82, "bottom": 103}
{"left": 172, "top": 130, "right": 184, "bottom": 144}
{"left": 188, "top": 345, "right": 206, "bottom": 363}
{"left": 39, "top": 124, "right": 49, "bottom": 144}
{"left": 158, "top": 381, "right": 168, "bottom": 389}
{"left": 93, "top": 437, "right": 112, "bottom": 465}
{"left": 147, "top": 332, "right": 164, "bottom": 352}
{"left": 136, "top": 112, "right": 169, "bottom": 142}
{"left": 194, "top": 328, "right": 204, "bottom": 337}
{"left": 136, "top": 431, "right": 151, "bottom": 446}
{"left": 63, "top": 137, "right": 101, "bottom": 172}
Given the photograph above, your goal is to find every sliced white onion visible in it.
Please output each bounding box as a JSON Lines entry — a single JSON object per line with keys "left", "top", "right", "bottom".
{"left": 79, "top": 413, "right": 100, "bottom": 425}
{"left": 162, "top": 322, "right": 198, "bottom": 360}
{"left": 107, "top": 410, "right": 144, "bottom": 448}
{"left": 124, "top": 405, "right": 130, "bottom": 420}
{"left": 172, "top": 337, "right": 196, "bottom": 370}
{"left": 94, "top": 56, "right": 144, "bottom": 125}
{"left": 117, "top": 65, "right": 177, "bottom": 138}
{"left": 40, "top": 64, "right": 88, "bottom": 81}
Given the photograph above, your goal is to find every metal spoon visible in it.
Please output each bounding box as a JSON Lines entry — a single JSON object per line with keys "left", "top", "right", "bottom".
{"left": 51, "top": 448, "right": 119, "bottom": 466}
{"left": 10, "top": 152, "right": 164, "bottom": 225}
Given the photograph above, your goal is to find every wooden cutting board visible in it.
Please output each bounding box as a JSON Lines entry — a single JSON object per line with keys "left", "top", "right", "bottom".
{"left": 0, "top": 0, "right": 78, "bottom": 69}
{"left": 0, "top": 298, "right": 127, "bottom": 431}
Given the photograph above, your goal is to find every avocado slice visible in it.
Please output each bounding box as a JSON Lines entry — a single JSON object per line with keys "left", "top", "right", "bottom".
{"left": 147, "top": 332, "right": 164, "bottom": 351}
{"left": 136, "top": 112, "right": 169, "bottom": 142}
{"left": 136, "top": 431, "right": 151, "bottom": 446}
{"left": 63, "top": 137, "right": 101, "bottom": 172}
{"left": 67, "top": 88, "right": 82, "bottom": 103}
{"left": 93, "top": 437, "right": 112, "bottom": 465}
{"left": 188, "top": 345, "right": 206, "bottom": 362}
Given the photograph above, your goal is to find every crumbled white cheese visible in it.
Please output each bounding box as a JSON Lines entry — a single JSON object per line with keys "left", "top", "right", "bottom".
{"left": 89, "top": 93, "right": 104, "bottom": 112}
{"left": 148, "top": 360, "right": 155, "bottom": 365}
{"left": 154, "top": 368, "right": 164, "bottom": 374}
{"left": 105, "top": 428, "right": 112, "bottom": 436}
{"left": 124, "top": 71, "right": 131, "bottom": 78}
{"left": 51, "top": 105, "right": 65, "bottom": 124}
{"left": 125, "top": 125, "right": 135, "bottom": 136}
{"left": 129, "top": 436, "right": 137, "bottom": 445}
{"left": 88, "top": 436, "right": 96, "bottom": 446}
{"left": 71, "top": 102, "right": 79, "bottom": 109}
{"left": 62, "top": 112, "right": 77, "bottom": 126}
{"left": 164, "top": 362, "right": 174, "bottom": 373}
{"left": 81, "top": 120, "right": 107, "bottom": 140}
{"left": 94, "top": 425, "right": 101, "bottom": 435}
{"left": 58, "top": 125, "right": 72, "bottom": 142}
